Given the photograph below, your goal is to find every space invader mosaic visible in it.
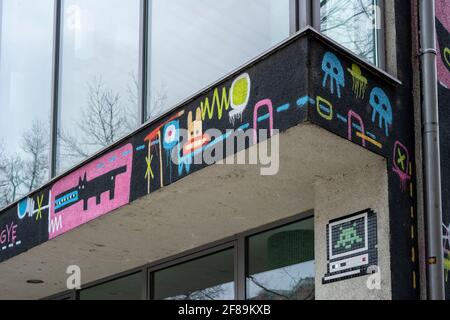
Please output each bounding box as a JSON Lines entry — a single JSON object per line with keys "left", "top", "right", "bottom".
{"left": 323, "top": 209, "right": 378, "bottom": 284}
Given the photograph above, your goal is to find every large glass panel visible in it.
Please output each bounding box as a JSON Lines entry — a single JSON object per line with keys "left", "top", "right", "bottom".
{"left": 147, "top": 0, "right": 290, "bottom": 120}
{"left": 0, "top": 0, "right": 54, "bottom": 208}
{"left": 56, "top": 0, "right": 140, "bottom": 174}
{"left": 153, "top": 249, "right": 235, "bottom": 300}
{"left": 321, "top": 0, "right": 380, "bottom": 65}
{"left": 79, "top": 272, "right": 143, "bottom": 300}
{"left": 246, "top": 218, "right": 315, "bottom": 300}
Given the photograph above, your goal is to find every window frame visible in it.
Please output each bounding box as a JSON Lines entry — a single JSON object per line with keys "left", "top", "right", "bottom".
{"left": 50, "top": 0, "right": 145, "bottom": 177}
{"left": 77, "top": 270, "right": 147, "bottom": 300}
{"left": 44, "top": 210, "right": 314, "bottom": 300}
{"left": 147, "top": 241, "right": 237, "bottom": 300}
{"left": 312, "top": 0, "right": 386, "bottom": 69}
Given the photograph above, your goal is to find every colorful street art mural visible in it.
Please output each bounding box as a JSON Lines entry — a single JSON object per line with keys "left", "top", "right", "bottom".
{"left": 323, "top": 209, "right": 377, "bottom": 284}
{"left": 309, "top": 38, "right": 418, "bottom": 293}
{"left": 436, "top": 0, "right": 450, "bottom": 299}
{"left": 48, "top": 144, "right": 133, "bottom": 239}
{"left": 0, "top": 29, "right": 419, "bottom": 298}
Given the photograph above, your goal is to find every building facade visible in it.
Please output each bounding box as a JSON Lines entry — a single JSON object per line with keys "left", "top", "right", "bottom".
{"left": 0, "top": 0, "right": 447, "bottom": 300}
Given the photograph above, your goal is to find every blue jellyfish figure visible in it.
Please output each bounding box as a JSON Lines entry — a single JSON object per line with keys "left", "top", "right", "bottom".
{"left": 322, "top": 52, "right": 345, "bottom": 98}
{"left": 370, "top": 87, "right": 393, "bottom": 137}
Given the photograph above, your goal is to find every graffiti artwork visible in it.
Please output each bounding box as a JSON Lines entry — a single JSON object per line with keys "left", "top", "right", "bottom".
{"left": 309, "top": 42, "right": 417, "bottom": 294}
{"left": 229, "top": 73, "right": 251, "bottom": 125}
{"left": 348, "top": 64, "right": 368, "bottom": 99}
{"left": 323, "top": 209, "right": 378, "bottom": 284}
{"left": 322, "top": 51, "right": 345, "bottom": 98}
{"left": 49, "top": 144, "right": 133, "bottom": 239}
{"left": 392, "top": 141, "right": 411, "bottom": 191}
{"left": 0, "top": 221, "right": 19, "bottom": 251}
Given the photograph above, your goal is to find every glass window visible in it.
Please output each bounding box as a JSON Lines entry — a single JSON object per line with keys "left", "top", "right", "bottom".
{"left": 147, "top": 0, "right": 290, "bottom": 120}
{"left": 153, "top": 249, "right": 235, "bottom": 300}
{"left": 56, "top": 0, "right": 140, "bottom": 174}
{"left": 79, "top": 272, "right": 143, "bottom": 300}
{"left": 246, "top": 218, "right": 315, "bottom": 300}
{"left": 0, "top": 0, "right": 54, "bottom": 208}
{"left": 320, "top": 0, "right": 381, "bottom": 66}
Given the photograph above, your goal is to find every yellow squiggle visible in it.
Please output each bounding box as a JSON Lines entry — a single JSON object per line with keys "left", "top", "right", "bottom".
{"left": 444, "top": 47, "right": 450, "bottom": 68}
{"left": 200, "top": 87, "right": 230, "bottom": 121}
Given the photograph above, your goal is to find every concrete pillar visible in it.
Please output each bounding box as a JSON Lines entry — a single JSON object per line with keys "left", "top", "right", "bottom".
{"left": 314, "top": 158, "right": 391, "bottom": 300}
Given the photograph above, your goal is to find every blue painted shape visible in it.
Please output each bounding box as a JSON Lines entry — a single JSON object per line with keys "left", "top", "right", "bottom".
{"left": 322, "top": 52, "right": 345, "bottom": 98}
{"left": 238, "top": 123, "right": 250, "bottom": 131}
{"left": 18, "top": 199, "right": 28, "bottom": 220}
{"left": 109, "top": 156, "right": 117, "bottom": 163}
{"left": 366, "top": 132, "right": 377, "bottom": 140}
{"left": 122, "top": 150, "right": 132, "bottom": 157}
{"left": 258, "top": 113, "right": 271, "bottom": 122}
{"left": 352, "top": 123, "right": 363, "bottom": 132}
{"left": 276, "top": 104, "right": 290, "bottom": 113}
{"left": 151, "top": 140, "right": 160, "bottom": 147}
{"left": 337, "top": 114, "right": 348, "bottom": 123}
{"left": 369, "top": 87, "right": 392, "bottom": 136}
{"left": 297, "top": 96, "right": 314, "bottom": 108}
{"left": 162, "top": 120, "right": 180, "bottom": 151}
{"left": 55, "top": 191, "right": 79, "bottom": 211}
{"left": 96, "top": 163, "right": 105, "bottom": 169}
{"left": 136, "top": 145, "right": 146, "bottom": 151}
{"left": 319, "top": 104, "right": 331, "bottom": 114}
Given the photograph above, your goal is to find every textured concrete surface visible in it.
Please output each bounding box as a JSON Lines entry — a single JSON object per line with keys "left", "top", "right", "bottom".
{"left": 314, "top": 158, "right": 391, "bottom": 300}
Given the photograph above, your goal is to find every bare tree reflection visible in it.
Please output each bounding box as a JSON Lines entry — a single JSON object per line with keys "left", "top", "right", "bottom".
{"left": 248, "top": 276, "right": 315, "bottom": 300}
{"left": 58, "top": 75, "right": 140, "bottom": 168}
{"left": 148, "top": 82, "right": 168, "bottom": 121}
{"left": 0, "top": 155, "right": 25, "bottom": 206}
{"left": 164, "top": 284, "right": 230, "bottom": 301}
{"left": 22, "top": 121, "right": 49, "bottom": 192}
{"left": 321, "top": 0, "right": 377, "bottom": 62}
{"left": 0, "top": 121, "right": 49, "bottom": 207}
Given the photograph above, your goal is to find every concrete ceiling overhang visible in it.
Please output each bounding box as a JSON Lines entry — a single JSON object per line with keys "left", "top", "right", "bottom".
{"left": 0, "top": 123, "right": 385, "bottom": 299}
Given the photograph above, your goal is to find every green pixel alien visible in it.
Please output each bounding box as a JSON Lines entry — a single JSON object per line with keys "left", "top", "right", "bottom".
{"left": 335, "top": 223, "right": 363, "bottom": 250}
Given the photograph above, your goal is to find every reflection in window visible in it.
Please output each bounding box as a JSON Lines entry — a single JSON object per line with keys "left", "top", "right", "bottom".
{"left": 153, "top": 249, "right": 235, "bottom": 300}
{"left": 147, "top": 0, "right": 290, "bottom": 120}
{"left": 0, "top": 0, "right": 54, "bottom": 208}
{"left": 56, "top": 0, "right": 140, "bottom": 174}
{"left": 246, "top": 218, "right": 315, "bottom": 300}
{"left": 321, "top": 0, "right": 380, "bottom": 65}
{"left": 79, "top": 272, "right": 143, "bottom": 300}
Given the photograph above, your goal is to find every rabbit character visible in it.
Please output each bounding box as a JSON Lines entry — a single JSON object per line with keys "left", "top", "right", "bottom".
{"left": 183, "top": 107, "right": 210, "bottom": 155}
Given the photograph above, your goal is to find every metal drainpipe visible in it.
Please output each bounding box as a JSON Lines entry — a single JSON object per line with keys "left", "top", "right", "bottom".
{"left": 419, "top": 0, "right": 445, "bottom": 300}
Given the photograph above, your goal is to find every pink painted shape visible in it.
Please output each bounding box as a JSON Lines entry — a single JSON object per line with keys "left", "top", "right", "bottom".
{"left": 436, "top": 0, "right": 450, "bottom": 88}
{"left": 49, "top": 144, "right": 133, "bottom": 239}
{"left": 348, "top": 110, "right": 366, "bottom": 147}
{"left": 392, "top": 141, "right": 411, "bottom": 192}
{"left": 436, "top": 0, "right": 450, "bottom": 32}
{"left": 253, "top": 99, "right": 274, "bottom": 144}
